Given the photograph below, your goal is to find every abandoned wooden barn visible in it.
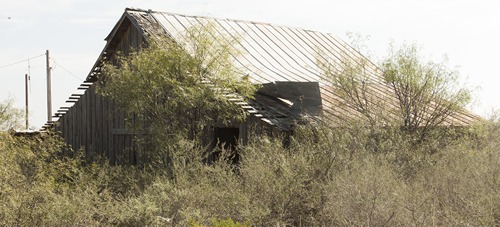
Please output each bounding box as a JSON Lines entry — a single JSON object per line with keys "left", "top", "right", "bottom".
{"left": 45, "top": 8, "right": 480, "bottom": 164}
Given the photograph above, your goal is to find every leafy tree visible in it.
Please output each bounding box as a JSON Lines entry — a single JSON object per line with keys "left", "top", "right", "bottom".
{"left": 382, "top": 43, "right": 471, "bottom": 139}
{"left": 0, "top": 98, "right": 23, "bottom": 130}
{"left": 98, "top": 22, "right": 257, "bottom": 163}
{"left": 318, "top": 41, "right": 472, "bottom": 142}
{"left": 316, "top": 44, "right": 391, "bottom": 127}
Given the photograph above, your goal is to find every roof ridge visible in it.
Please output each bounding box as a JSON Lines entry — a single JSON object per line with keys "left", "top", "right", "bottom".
{"left": 124, "top": 7, "right": 324, "bottom": 34}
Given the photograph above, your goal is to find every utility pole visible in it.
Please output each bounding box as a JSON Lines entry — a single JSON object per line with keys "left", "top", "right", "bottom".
{"left": 46, "top": 50, "right": 52, "bottom": 122}
{"left": 25, "top": 73, "right": 29, "bottom": 130}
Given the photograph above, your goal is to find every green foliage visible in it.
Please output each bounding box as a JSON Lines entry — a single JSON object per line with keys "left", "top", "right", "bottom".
{"left": 0, "top": 132, "right": 161, "bottom": 226}
{"left": 318, "top": 40, "right": 474, "bottom": 144}
{"left": 98, "top": 22, "right": 257, "bottom": 165}
{"left": 210, "top": 218, "right": 251, "bottom": 227}
{"left": 316, "top": 34, "right": 401, "bottom": 129}
{"left": 189, "top": 218, "right": 251, "bottom": 227}
{"left": 0, "top": 98, "right": 23, "bottom": 130}
{"left": 316, "top": 41, "right": 385, "bottom": 126}
{"left": 382, "top": 43, "right": 472, "bottom": 138}
{"left": 1, "top": 118, "right": 499, "bottom": 225}
{"left": 0, "top": 132, "right": 90, "bottom": 226}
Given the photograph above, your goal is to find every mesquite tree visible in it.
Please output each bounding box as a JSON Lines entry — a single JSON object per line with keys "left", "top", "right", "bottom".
{"left": 382, "top": 43, "right": 471, "bottom": 139}
{"left": 318, "top": 40, "right": 472, "bottom": 142}
{"left": 98, "top": 22, "right": 256, "bottom": 163}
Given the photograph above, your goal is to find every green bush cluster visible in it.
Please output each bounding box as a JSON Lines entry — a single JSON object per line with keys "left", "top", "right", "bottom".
{"left": 1, "top": 120, "right": 498, "bottom": 226}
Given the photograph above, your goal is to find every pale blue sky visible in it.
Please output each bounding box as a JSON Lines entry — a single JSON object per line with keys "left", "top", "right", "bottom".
{"left": 1, "top": 0, "right": 499, "bottom": 129}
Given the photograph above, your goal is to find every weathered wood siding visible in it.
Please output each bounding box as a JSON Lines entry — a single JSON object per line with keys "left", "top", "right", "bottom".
{"left": 54, "top": 19, "right": 144, "bottom": 164}
{"left": 54, "top": 85, "right": 135, "bottom": 164}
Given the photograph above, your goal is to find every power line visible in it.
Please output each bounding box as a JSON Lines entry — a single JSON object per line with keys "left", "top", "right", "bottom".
{"left": 51, "top": 58, "right": 84, "bottom": 81}
{"left": 0, "top": 54, "right": 45, "bottom": 70}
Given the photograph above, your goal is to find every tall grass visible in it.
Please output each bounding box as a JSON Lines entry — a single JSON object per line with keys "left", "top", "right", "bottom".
{"left": 0, "top": 120, "right": 498, "bottom": 226}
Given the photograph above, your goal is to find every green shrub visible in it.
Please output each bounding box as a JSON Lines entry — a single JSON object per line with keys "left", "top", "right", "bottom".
{"left": 1, "top": 119, "right": 498, "bottom": 226}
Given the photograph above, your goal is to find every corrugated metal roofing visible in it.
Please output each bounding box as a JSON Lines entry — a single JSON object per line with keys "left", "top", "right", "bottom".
{"left": 85, "top": 8, "right": 481, "bottom": 128}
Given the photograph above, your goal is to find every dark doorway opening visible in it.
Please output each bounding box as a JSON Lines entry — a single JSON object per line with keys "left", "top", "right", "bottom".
{"left": 210, "top": 127, "right": 239, "bottom": 164}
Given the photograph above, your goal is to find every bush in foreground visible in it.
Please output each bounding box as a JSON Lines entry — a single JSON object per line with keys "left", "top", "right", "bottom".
{"left": 0, "top": 120, "right": 498, "bottom": 226}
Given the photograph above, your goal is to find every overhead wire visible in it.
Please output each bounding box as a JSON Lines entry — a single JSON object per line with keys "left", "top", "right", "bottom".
{"left": 0, "top": 53, "right": 45, "bottom": 70}
{"left": 1, "top": 53, "right": 84, "bottom": 82}
{"left": 0, "top": 52, "right": 84, "bottom": 86}
{"left": 51, "top": 57, "right": 85, "bottom": 82}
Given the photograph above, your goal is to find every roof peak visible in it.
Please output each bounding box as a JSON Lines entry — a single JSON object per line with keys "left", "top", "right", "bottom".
{"left": 123, "top": 7, "right": 318, "bottom": 33}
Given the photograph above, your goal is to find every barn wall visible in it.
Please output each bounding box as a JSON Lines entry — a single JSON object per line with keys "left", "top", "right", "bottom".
{"left": 55, "top": 20, "right": 144, "bottom": 164}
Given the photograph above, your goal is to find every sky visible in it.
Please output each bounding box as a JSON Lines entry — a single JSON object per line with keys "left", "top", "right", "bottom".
{"left": 1, "top": 0, "right": 499, "bottom": 129}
